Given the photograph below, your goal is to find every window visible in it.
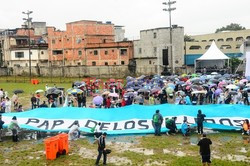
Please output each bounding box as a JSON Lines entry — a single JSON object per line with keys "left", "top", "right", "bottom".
{"left": 226, "top": 38, "right": 233, "bottom": 41}
{"left": 65, "top": 50, "right": 68, "bottom": 54}
{"left": 67, "top": 38, "right": 70, "bottom": 42}
{"left": 52, "top": 39, "right": 55, "bottom": 44}
{"left": 114, "top": 62, "right": 117, "bottom": 65}
{"left": 236, "top": 37, "right": 243, "bottom": 41}
{"left": 15, "top": 52, "right": 24, "bottom": 58}
{"left": 121, "top": 61, "right": 125, "bottom": 65}
{"left": 139, "top": 48, "right": 142, "bottom": 54}
{"left": 149, "top": 60, "right": 152, "bottom": 64}
{"left": 92, "top": 61, "right": 96, "bottom": 66}
{"left": 120, "top": 49, "right": 127, "bottom": 55}
{"left": 105, "top": 62, "right": 108, "bottom": 66}
{"left": 236, "top": 45, "right": 241, "bottom": 49}
{"left": 220, "top": 45, "right": 232, "bottom": 49}
{"left": 189, "top": 45, "right": 202, "bottom": 50}
{"left": 94, "top": 50, "right": 98, "bottom": 55}
{"left": 41, "top": 51, "right": 44, "bottom": 55}
{"left": 209, "top": 39, "right": 214, "bottom": 42}
{"left": 153, "top": 32, "right": 157, "bottom": 38}
{"left": 78, "top": 50, "right": 82, "bottom": 56}
{"left": 77, "top": 62, "right": 81, "bottom": 66}
{"left": 217, "top": 38, "right": 224, "bottom": 42}
{"left": 105, "top": 50, "right": 108, "bottom": 55}
{"left": 202, "top": 40, "right": 207, "bottom": 42}
{"left": 59, "top": 39, "right": 61, "bottom": 42}
{"left": 112, "top": 50, "right": 114, "bottom": 52}
{"left": 52, "top": 50, "right": 63, "bottom": 55}
{"left": 205, "top": 45, "right": 211, "bottom": 49}
{"left": 246, "top": 36, "right": 250, "bottom": 40}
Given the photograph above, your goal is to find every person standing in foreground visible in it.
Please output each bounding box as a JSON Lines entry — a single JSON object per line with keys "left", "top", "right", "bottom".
{"left": 95, "top": 132, "right": 107, "bottom": 166}
{"left": 197, "top": 110, "right": 206, "bottom": 134}
{"left": 197, "top": 134, "right": 212, "bottom": 166}
{"left": 152, "top": 110, "right": 163, "bottom": 136}
{"left": 0, "top": 114, "right": 5, "bottom": 142}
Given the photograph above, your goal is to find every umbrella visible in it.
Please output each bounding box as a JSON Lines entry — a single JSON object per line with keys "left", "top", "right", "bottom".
{"left": 229, "top": 91, "right": 237, "bottom": 95}
{"left": 73, "top": 81, "right": 85, "bottom": 87}
{"left": 167, "top": 83, "right": 175, "bottom": 89}
{"left": 102, "top": 91, "right": 110, "bottom": 95}
{"left": 126, "top": 88, "right": 134, "bottom": 92}
{"left": 176, "top": 91, "right": 185, "bottom": 96}
{"left": 138, "top": 89, "right": 150, "bottom": 93}
{"left": 191, "top": 90, "right": 207, "bottom": 94}
{"left": 124, "top": 92, "right": 134, "bottom": 97}
{"left": 46, "top": 89, "right": 61, "bottom": 98}
{"left": 93, "top": 96, "right": 103, "bottom": 105}
{"left": 209, "top": 79, "right": 219, "bottom": 84}
{"left": 215, "top": 89, "right": 222, "bottom": 96}
{"left": 211, "top": 72, "right": 218, "bottom": 75}
{"left": 181, "top": 74, "right": 187, "bottom": 77}
{"left": 209, "top": 84, "right": 217, "bottom": 88}
{"left": 67, "top": 88, "right": 83, "bottom": 95}
{"left": 166, "top": 87, "right": 174, "bottom": 94}
{"left": 109, "top": 78, "right": 116, "bottom": 83}
{"left": 35, "top": 89, "right": 44, "bottom": 93}
{"left": 191, "top": 73, "right": 197, "bottom": 77}
{"left": 223, "top": 74, "right": 231, "bottom": 78}
{"left": 226, "top": 84, "right": 238, "bottom": 90}
{"left": 246, "top": 83, "right": 250, "bottom": 87}
{"left": 176, "top": 81, "right": 185, "bottom": 85}
{"left": 13, "top": 89, "right": 24, "bottom": 94}
{"left": 46, "top": 87, "right": 58, "bottom": 95}
{"left": 151, "top": 87, "right": 161, "bottom": 93}
{"left": 109, "top": 93, "right": 119, "bottom": 98}
{"left": 240, "top": 79, "right": 248, "bottom": 83}
{"left": 190, "top": 78, "right": 200, "bottom": 84}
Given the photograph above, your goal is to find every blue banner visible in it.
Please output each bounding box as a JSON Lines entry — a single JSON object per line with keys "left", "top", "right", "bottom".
{"left": 2, "top": 104, "right": 250, "bottom": 134}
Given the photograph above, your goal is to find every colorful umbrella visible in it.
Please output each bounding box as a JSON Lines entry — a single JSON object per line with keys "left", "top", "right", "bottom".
{"left": 166, "top": 87, "right": 174, "bottom": 94}
{"left": 226, "top": 84, "right": 238, "bottom": 90}
{"left": 109, "top": 93, "right": 119, "bottom": 98}
{"left": 93, "top": 96, "right": 103, "bottom": 105}
{"left": 67, "top": 88, "right": 83, "bottom": 95}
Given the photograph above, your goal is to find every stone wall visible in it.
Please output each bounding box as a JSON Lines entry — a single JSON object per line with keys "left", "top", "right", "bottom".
{"left": 10, "top": 65, "right": 130, "bottom": 78}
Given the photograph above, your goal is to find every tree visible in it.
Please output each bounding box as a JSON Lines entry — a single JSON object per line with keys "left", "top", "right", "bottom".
{"left": 230, "top": 57, "right": 241, "bottom": 73}
{"left": 184, "top": 35, "right": 194, "bottom": 42}
{"left": 215, "top": 23, "right": 246, "bottom": 33}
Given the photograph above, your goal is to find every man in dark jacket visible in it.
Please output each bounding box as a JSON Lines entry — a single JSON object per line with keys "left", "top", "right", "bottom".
{"left": 197, "top": 134, "right": 212, "bottom": 166}
{"left": 152, "top": 110, "right": 163, "bottom": 136}
{"left": 0, "top": 114, "right": 5, "bottom": 142}
{"left": 197, "top": 110, "right": 206, "bottom": 134}
{"left": 95, "top": 132, "right": 107, "bottom": 166}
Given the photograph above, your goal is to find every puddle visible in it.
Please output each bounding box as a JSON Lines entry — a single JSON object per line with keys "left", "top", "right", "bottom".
{"left": 109, "top": 156, "right": 132, "bottom": 165}
{"left": 223, "top": 154, "right": 250, "bottom": 162}
{"left": 239, "top": 147, "right": 247, "bottom": 153}
{"left": 220, "top": 136, "right": 233, "bottom": 142}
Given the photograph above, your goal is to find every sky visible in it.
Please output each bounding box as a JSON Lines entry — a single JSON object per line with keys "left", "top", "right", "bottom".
{"left": 0, "top": 0, "right": 250, "bottom": 39}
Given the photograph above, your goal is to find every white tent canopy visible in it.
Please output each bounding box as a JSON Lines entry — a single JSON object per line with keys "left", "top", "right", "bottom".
{"left": 195, "top": 41, "right": 230, "bottom": 71}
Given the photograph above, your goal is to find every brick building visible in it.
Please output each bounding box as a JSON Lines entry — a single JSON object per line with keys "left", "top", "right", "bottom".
{"left": 47, "top": 20, "right": 132, "bottom": 66}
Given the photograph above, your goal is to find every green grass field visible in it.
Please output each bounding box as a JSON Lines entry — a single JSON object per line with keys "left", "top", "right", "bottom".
{"left": 0, "top": 132, "right": 249, "bottom": 166}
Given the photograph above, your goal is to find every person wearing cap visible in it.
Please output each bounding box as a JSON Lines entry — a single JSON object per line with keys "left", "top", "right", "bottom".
{"left": 95, "top": 132, "right": 107, "bottom": 166}
{"left": 0, "top": 114, "right": 5, "bottom": 142}
{"left": 8, "top": 116, "right": 20, "bottom": 142}
{"left": 197, "top": 134, "right": 212, "bottom": 166}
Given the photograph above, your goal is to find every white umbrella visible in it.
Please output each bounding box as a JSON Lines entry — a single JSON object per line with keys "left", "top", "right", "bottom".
{"left": 35, "top": 89, "right": 44, "bottom": 93}
{"left": 109, "top": 93, "right": 119, "bottom": 98}
{"left": 191, "top": 90, "right": 207, "bottom": 94}
{"left": 226, "top": 84, "right": 238, "bottom": 90}
{"left": 211, "top": 72, "right": 218, "bottom": 75}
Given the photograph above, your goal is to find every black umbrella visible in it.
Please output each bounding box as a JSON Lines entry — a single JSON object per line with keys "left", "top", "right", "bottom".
{"left": 13, "top": 89, "right": 24, "bottom": 94}
{"left": 229, "top": 91, "right": 237, "bottom": 95}
{"left": 46, "top": 90, "right": 61, "bottom": 98}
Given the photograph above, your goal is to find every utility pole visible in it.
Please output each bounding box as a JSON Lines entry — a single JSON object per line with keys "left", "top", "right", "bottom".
{"left": 22, "top": 10, "right": 33, "bottom": 81}
{"left": 163, "top": 0, "right": 176, "bottom": 74}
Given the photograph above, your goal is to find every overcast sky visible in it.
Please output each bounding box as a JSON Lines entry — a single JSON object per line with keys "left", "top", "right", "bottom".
{"left": 0, "top": 0, "right": 249, "bottom": 39}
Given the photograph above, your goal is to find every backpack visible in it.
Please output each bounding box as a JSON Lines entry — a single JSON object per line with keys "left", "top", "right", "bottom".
{"left": 153, "top": 114, "right": 159, "bottom": 123}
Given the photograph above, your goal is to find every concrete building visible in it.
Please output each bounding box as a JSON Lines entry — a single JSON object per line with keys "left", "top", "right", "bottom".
{"left": 114, "top": 26, "right": 125, "bottom": 42}
{"left": 0, "top": 25, "right": 48, "bottom": 67}
{"left": 185, "top": 29, "right": 250, "bottom": 66}
{"left": 133, "top": 26, "right": 184, "bottom": 75}
{"left": 47, "top": 20, "right": 132, "bottom": 67}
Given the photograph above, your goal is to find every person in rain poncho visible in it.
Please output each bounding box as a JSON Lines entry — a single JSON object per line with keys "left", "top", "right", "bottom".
{"left": 8, "top": 116, "right": 20, "bottom": 142}
{"left": 181, "top": 119, "right": 190, "bottom": 136}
